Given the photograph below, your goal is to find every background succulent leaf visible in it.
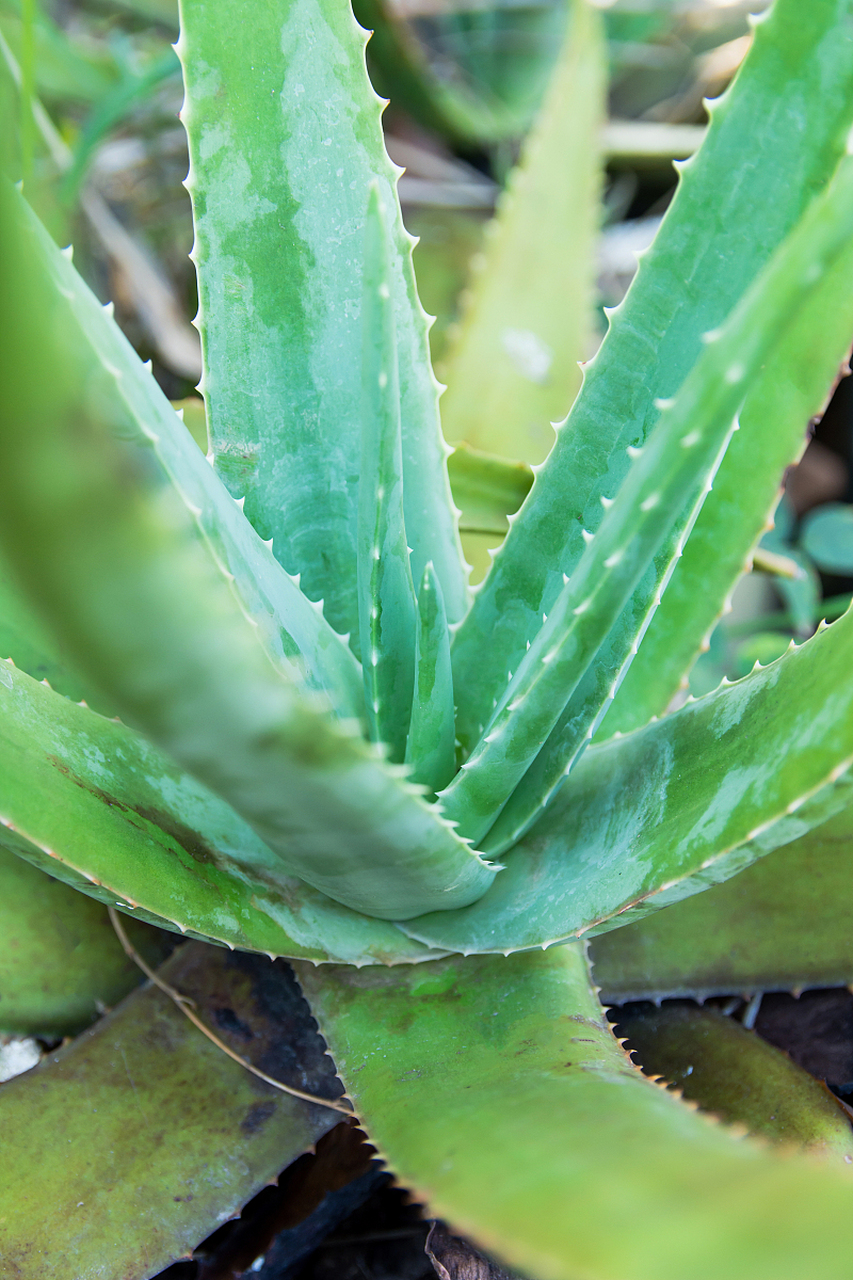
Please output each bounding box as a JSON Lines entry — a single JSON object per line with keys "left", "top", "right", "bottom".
{"left": 615, "top": 1003, "right": 853, "bottom": 1162}
{"left": 0, "top": 848, "right": 172, "bottom": 1036}
{"left": 0, "top": 179, "right": 494, "bottom": 922}
{"left": 450, "top": 0, "right": 853, "bottom": 758}
{"left": 438, "top": 0, "right": 604, "bottom": 467}
{"left": 801, "top": 503, "right": 853, "bottom": 576}
{"left": 297, "top": 944, "right": 853, "bottom": 1280}
{"left": 401, "top": 610, "right": 853, "bottom": 953}
{"left": 590, "top": 799, "right": 853, "bottom": 1002}
{"left": 0, "top": 943, "right": 342, "bottom": 1280}
{"left": 178, "top": 0, "right": 467, "bottom": 652}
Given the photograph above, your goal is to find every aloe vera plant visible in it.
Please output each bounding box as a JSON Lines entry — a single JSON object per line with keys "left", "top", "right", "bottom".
{"left": 6, "top": 0, "right": 853, "bottom": 1275}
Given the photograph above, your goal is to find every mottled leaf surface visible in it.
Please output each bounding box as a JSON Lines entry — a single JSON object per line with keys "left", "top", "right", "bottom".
{"left": 179, "top": 0, "right": 466, "bottom": 648}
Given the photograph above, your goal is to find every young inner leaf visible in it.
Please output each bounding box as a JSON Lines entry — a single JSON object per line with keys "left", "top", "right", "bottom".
{"left": 358, "top": 186, "right": 418, "bottom": 763}
{"left": 405, "top": 562, "right": 456, "bottom": 797}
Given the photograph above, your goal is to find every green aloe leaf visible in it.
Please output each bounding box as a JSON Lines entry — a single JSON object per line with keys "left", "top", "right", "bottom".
{"left": 297, "top": 944, "right": 853, "bottom": 1280}
{"left": 358, "top": 186, "right": 418, "bottom": 761}
{"left": 590, "top": 802, "right": 853, "bottom": 1002}
{"left": 603, "top": 247, "right": 853, "bottom": 736}
{"left": 0, "top": 848, "right": 171, "bottom": 1036}
{"left": 0, "top": 179, "right": 494, "bottom": 922}
{"left": 615, "top": 1003, "right": 853, "bottom": 1161}
{"left": 0, "top": 661, "right": 444, "bottom": 965}
{"left": 439, "top": 154, "right": 853, "bottom": 852}
{"left": 439, "top": 0, "right": 603, "bottom": 467}
{"left": 178, "top": 0, "right": 467, "bottom": 651}
{"left": 406, "top": 563, "right": 456, "bottom": 797}
{"left": 0, "top": 942, "right": 341, "bottom": 1279}
{"left": 450, "top": 0, "right": 853, "bottom": 757}
{"left": 401, "top": 610, "right": 853, "bottom": 953}
{"left": 28, "top": 198, "right": 364, "bottom": 726}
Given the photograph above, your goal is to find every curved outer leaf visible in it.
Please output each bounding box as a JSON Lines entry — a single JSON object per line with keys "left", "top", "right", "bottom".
{"left": 401, "top": 611, "right": 853, "bottom": 953}
{"left": 439, "top": 0, "right": 604, "bottom": 466}
{"left": 297, "top": 945, "right": 853, "bottom": 1280}
{"left": 0, "top": 180, "right": 495, "bottom": 922}
{"left": 0, "top": 847, "right": 171, "bottom": 1036}
{"left": 440, "top": 154, "right": 853, "bottom": 852}
{"left": 602, "top": 233, "right": 853, "bottom": 737}
{"left": 178, "top": 0, "right": 467, "bottom": 651}
{"left": 615, "top": 1003, "right": 853, "bottom": 1160}
{"left": 450, "top": 0, "right": 853, "bottom": 755}
{"left": 590, "top": 802, "right": 853, "bottom": 1002}
{"left": 25, "top": 192, "right": 364, "bottom": 725}
{"left": 0, "top": 943, "right": 342, "bottom": 1280}
{"left": 0, "top": 661, "right": 445, "bottom": 966}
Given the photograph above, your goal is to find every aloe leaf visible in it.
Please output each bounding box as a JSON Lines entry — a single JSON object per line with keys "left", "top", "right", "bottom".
{"left": 603, "top": 244, "right": 853, "bottom": 737}
{"left": 358, "top": 186, "right": 418, "bottom": 761}
{"left": 439, "top": 0, "right": 604, "bottom": 467}
{"left": 439, "top": 155, "right": 853, "bottom": 851}
{"left": 0, "top": 180, "right": 494, "bottom": 922}
{"left": 297, "top": 944, "right": 853, "bottom": 1280}
{"left": 0, "top": 848, "right": 171, "bottom": 1036}
{"left": 447, "top": 443, "right": 533, "bottom": 538}
{"left": 24, "top": 198, "right": 364, "bottom": 725}
{"left": 401, "top": 611, "right": 853, "bottom": 954}
{"left": 450, "top": 0, "right": 853, "bottom": 755}
{"left": 616, "top": 1003, "right": 853, "bottom": 1161}
{"left": 590, "top": 801, "right": 853, "bottom": 1002}
{"left": 0, "top": 943, "right": 341, "bottom": 1280}
{"left": 406, "top": 564, "right": 456, "bottom": 797}
{"left": 0, "top": 661, "right": 444, "bottom": 966}
{"left": 178, "top": 0, "right": 467, "bottom": 651}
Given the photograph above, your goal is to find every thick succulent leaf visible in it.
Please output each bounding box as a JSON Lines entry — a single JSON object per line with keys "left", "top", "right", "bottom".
{"left": 358, "top": 187, "right": 418, "bottom": 761}
{"left": 297, "top": 944, "right": 853, "bottom": 1280}
{"left": 23, "top": 191, "right": 364, "bottom": 725}
{"left": 0, "top": 943, "right": 341, "bottom": 1279}
{"left": 406, "top": 564, "right": 456, "bottom": 797}
{"left": 0, "top": 661, "right": 445, "bottom": 965}
{"left": 0, "top": 847, "right": 171, "bottom": 1036}
{"left": 178, "top": 0, "right": 467, "bottom": 649}
{"left": 590, "top": 801, "right": 853, "bottom": 1002}
{"left": 615, "top": 1003, "right": 853, "bottom": 1161}
{"left": 450, "top": 0, "right": 853, "bottom": 755}
{"left": 603, "top": 235, "right": 853, "bottom": 736}
{"left": 447, "top": 443, "right": 533, "bottom": 538}
{"left": 401, "top": 612, "right": 853, "bottom": 953}
{"left": 0, "top": 181, "right": 495, "bottom": 922}
{"left": 440, "top": 155, "right": 853, "bottom": 851}
{"left": 439, "top": 0, "right": 603, "bottom": 467}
